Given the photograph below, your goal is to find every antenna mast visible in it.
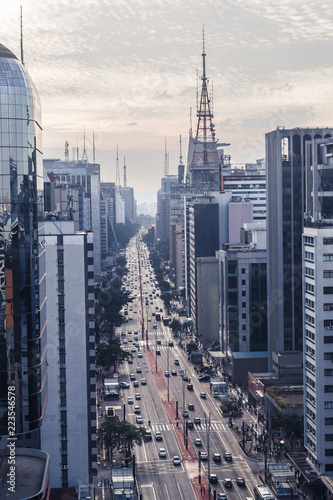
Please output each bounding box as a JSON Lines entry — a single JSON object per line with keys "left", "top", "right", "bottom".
{"left": 179, "top": 134, "right": 183, "bottom": 164}
{"left": 123, "top": 157, "right": 127, "bottom": 187}
{"left": 82, "top": 126, "right": 88, "bottom": 162}
{"left": 65, "top": 140, "right": 69, "bottom": 161}
{"left": 163, "top": 136, "right": 169, "bottom": 177}
{"left": 20, "top": 6, "right": 24, "bottom": 65}
{"left": 93, "top": 131, "right": 96, "bottom": 163}
{"left": 115, "top": 144, "right": 120, "bottom": 186}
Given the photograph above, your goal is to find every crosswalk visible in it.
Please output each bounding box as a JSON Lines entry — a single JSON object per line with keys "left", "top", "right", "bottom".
{"left": 136, "top": 461, "right": 184, "bottom": 474}
{"left": 150, "top": 421, "right": 227, "bottom": 432}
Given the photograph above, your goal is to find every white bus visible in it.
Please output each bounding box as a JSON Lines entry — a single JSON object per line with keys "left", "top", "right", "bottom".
{"left": 253, "top": 484, "right": 275, "bottom": 500}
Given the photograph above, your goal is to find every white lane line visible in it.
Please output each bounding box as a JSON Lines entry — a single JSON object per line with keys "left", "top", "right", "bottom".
{"left": 164, "top": 482, "right": 172, "bottom": 500}
{"left": 176, "top": 481, "right": 185, "bottom": 500}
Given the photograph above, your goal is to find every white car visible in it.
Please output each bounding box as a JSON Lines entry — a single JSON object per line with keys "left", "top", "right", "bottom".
{"left": 138, "top": 352, "right": 143, "bottom": 358}
{"left": 136, "top": 416, "right": 143, "bottom": 424}
{"left": 173, "top": 456, "right": 181, "bottom": 465}
{"left": 127, "top": 397, "right": 134, "bottom": 404}
{"left": 135, "top": 393, "right": 141, "bottom": 400}
{"left": 159, "top": 448, "right": 166, "bottom": 458}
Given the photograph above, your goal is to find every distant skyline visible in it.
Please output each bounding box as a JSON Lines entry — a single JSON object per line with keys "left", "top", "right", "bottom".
{"left": 2, "top": 0, "right": 333, "bottom": 194}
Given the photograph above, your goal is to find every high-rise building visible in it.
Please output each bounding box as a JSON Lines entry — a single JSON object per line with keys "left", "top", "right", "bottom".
{"left": 0, "top": 43, "right": 48, "bottom": 448}
{"left": 119, "top": 186, "right": 136, "bottom": 224}
{"left": 266, "top": 127, "right": 333, "bottom": 362}
{"left": 41, "top": 220, "right": 96, "bottom": 488}
{"left": 44, "top": 159, "right": 102, "bottom": 274}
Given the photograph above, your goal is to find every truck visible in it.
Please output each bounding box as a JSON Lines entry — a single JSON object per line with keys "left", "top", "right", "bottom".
{"left": 105, "top": 406, "right": 116, "bottom": 419}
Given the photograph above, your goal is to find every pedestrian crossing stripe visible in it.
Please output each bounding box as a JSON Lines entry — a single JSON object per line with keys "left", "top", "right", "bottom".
{"left": 150, "top": 422, "right": 226, "bottom": 432}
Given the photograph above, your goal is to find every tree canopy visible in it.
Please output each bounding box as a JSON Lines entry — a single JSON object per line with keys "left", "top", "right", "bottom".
{"left": 96, "top": 340, "right": 133, "bottom": 370}
{"left": 98, "top": 419, "right": 147, "bottom": 457}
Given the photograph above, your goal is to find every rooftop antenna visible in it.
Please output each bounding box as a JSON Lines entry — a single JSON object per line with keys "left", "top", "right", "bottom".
{"left": 196, "top": 69, "right": 199, "bottom": 113}
{"left": 76, "top": 142, "right": 79, "bottom": 162}
{"left": 115, "top": 144, "right": 120, "bottom": 186}
{"left": 179, "top": 134, "right": 183, "bottom": 165}
{"left": 123, "top": 157, "right": 127, "bottom": 187}
{"left": 20, "top": 6, "right": 24, "bottom": 65}
{"left": 92, "top": 131, "right": 96, "bottom": 163}
{"left": 163, "top": 135, "right": 169, "bottom": 177}
{"left": 189, "top": 107, "right": 193, "bottom": 137}
{"left": 64, "top": 140, "right": 69, "bottom": 161}
{"left": 211, "top": 80, "right": 214, "bottom": 116}
{"left": 82, "top": 126, "right": 88, "bottom": 162}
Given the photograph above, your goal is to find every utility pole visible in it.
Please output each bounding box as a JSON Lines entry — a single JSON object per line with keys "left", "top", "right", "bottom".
{"left": 205, "top": 412, "right": 211, "bottom": 498}
{"left": 167, "top": 345, "right": 170, "bottom": 402}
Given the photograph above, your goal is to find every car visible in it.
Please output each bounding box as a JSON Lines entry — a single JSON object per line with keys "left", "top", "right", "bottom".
{"left": 209, "top": 474, "right": 218, "bottom": 484}
{"left": 135, "top": 393, "right": 141, "bottom": 400}
{"left": 194, "top": 417, "right": 201, "bottom": 425}
{"left": 188, "top": 403, "right": 195, "bottom": 411}
{"left": 236, "top": 478, "right": 245, "bottom": 487}
{"left": 131, "top": 347, "right": 136, "bottom": 353}
{"left": 133, "top": 380, "right": 139, "bottom": 387}
{"left": 128, "top": 358, "right": 133, "bottom": 364}
{"left": 153, "top": 324, "right": 157, "bottom": 329}
{"left": 159, "top": 448, "right": 166, "bottom": 458}
{"left": 200, "top": 451, "right": 208, "bottom": 460}
{"left": 174, "top": 359, "right": 180, "bottom": 365}
{"left": 127, "top": 397, "right": 134, "bottom": 404}
{"left": 136, "top": 416, "right": 143, "bottom": 424}
{"left": 148, "top": 318, "right": 151, "bottom": 322}
{"left": 164, "top": 371, "right": 170, "bottom": 377}
{"left": 224, "top": 452, "right": 232, "bottom": 461}
{"left": 218, "top": 494, "right": 227, "bottom": 500}
{"left": 171, "top": 370, "right": 177, "bottom": 376}
{"left": 123, "top": 339, "right": 128, "bottom": 344}
{"left": 224, "top": 478, "right": 232, "bottom": 488}
{"left": 194, "top": 438, "right": 202, "bottom": 446}
{"left": 138, "top": 352, "right": 143, "bottom": 358}
{"left": 200, "top": 392, "right": 206, "bottom": 399}
{"left": 168, "top": 341, "right": 174, "bottom": 347}
{"left": 128, "top": 338, "right": 133, "bottom": 342}
{"left": 121, "top": 331, "right": 126, "bottom": 335}
{"left": 187, "top": 421, "right": 194, "bottom": 429}
{"left": 156, "top": 350, "right": 161, "bottom": 355}
{"left": 187, "top": 383, "right": 193, "bottom": 391}
{"left": 157, "top": 340, "right": 161, "bottom": 345}
{"left": 182, "top": 375, "right": 189, "bottom": 381}
{"left": 173, "top": 455, "right": 181, "bottom": 466}
{"left": 141, "top": 378, "right": 147, "bottom": 385}
{"left": 155, "top": 432, "right": 163, "bottom": 441}
{"left": 136, "top": 367, "right": 142, "bottom": 373}
{"left": 134, "top": 405, "right": 140, "bottom": 414}
{"left": 119, "top": 382, "right": 130, "bottom": 388}
{"left": 213, "top": 452, "right": 221, "bottom": 462}
{"left": 130, "top": 374, "right": 135, "bottom": 380}
{"left": 182, "top": 410, "right": 189, "bottom": 418}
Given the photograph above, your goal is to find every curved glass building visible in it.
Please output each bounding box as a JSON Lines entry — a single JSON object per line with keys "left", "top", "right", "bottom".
{"left": 0, "top": 43, "right": 47, "bottom": 447}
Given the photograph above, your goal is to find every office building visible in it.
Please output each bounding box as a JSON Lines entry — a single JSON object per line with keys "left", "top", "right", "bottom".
{"left": 266, "top": 127, "right": 333, "bottom": 361}
{"left": 41, "top": 220, "right": 97, "bottom": 488}
{"left": 0, "top": 43, "right": 48, "bottom": 448}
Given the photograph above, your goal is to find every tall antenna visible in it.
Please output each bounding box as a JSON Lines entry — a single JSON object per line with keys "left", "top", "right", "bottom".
{"left": 179, "top": 134, "right": 183, "bottom": 164}
{"left": 92, "top": 131, "right": 96, "bottom": 163}
{"left": 163, "top": 136, "right": 169, "bottom": 177}
{"left": 196, "top": 69, "right": 199, "bottom": 113}
{"left": 189, "top": 107, "right": 193, "bottom": 137}
{"left": 123, "top": 157, "right": 127, "bottom": 187}
{"left": 82, "top": 126, "right": 88, "bottom": 162}
{"left": 20, "top": 6, "right": 24, "bottom": 65}
{"left": 115, "top": 144, "right": 120, "bottom": 186}
{"left": 211, "top": 80, "right": 214, "bottom": 116}
{"left": 65, "top": 140, "right": 69, "bottom": 161}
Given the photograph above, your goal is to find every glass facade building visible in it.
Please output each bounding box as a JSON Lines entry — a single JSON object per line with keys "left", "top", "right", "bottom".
{"left": 0, "top": 44, "right": 47, "bottom": 447}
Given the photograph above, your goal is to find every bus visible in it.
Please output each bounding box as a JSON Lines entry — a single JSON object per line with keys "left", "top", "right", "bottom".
{"left": 104, "top": 379, "right": 120, "bottom": 400}
{"left": 162, "top": 316, "right": 171, "bottom": 326}
{"left": 253, "top": 484, "right": 275, "bottom": 500}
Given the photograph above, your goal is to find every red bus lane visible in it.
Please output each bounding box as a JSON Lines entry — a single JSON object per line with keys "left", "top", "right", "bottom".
{"left": 145, "top": 348, "right": 210, "bottom": 499}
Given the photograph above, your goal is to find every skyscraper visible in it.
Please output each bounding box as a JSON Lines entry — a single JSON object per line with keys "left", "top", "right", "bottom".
{"left": 266, "top": 127, "right": 333, "bottom": 362}
{"left": 0, "top": 43, "right": 47, "bottom": 447}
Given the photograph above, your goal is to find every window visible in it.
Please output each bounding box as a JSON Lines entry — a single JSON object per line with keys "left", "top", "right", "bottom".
{"left": 324, "top": 287, "right": 333, "bottom": 295}
{"left": 325, "top": 434, "right": 333, "bottom": 441}
{"left": 306, "top": 282, "right": 315, "bottom": 294}
{"left": 242, "top": 335, "right": 246, "bottom": 341}
{"left": 305, "top": 267, "right": 314, "bottom": 277}
{"left": 242, "top": 313, "right": 246, "bottom": 319}
{"left": 242, "top": 291, "right": 246, "bottom": 297}
{"left": 242, "top": 302, "right": 246, "bottom": 308}
{"left": 242, "top": 324, "right": 246, "bottom": 330}
{"left": 325, "top": 449, "right": 333, "bottom": 456}
{"left": 241, "top": 268, "right": 245, "bottom": 274}
{"left": 324, "top": 304, "right": 333, "bottom": 311}
{"left": 324, "top": 238, "right": 333, "bottom": 245}
{"left": 325, "top": 353, "right": 333, "bottom": 360}
{"left": 325, "top": 386, "right": 333, "bottom": 393}
{"left": 324, "top": 320, "right": 333, "bottom": 329}
{"left": 324, "top": 254, "right": 333, "bottom": 261}
{"left": 324, "top": 270, "right": 333, "bottom": 278}
{"left": 326, "top": 419, "right": 333, "bottom": 425}
{"left": 325, "top": 337, "right": 333, "bottom": 343}
{"left": 325, "top": 369, "right": 333, "bottom": 376}
{"left": 305, "top": 251, "right": 314, "bottom": 261}
{"left": 242, "top": 279, "right": 246, "bottom": 285}
{"left": 304, "top": 236, "right": 314, "bottom": 246}
{"left": 325, "top": 402, "right": 333, "bottom": 409}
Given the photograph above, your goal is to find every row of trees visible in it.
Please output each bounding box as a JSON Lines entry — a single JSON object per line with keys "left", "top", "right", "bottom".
{"left": 98, "top": 419, "right": 148, "bottom": 460}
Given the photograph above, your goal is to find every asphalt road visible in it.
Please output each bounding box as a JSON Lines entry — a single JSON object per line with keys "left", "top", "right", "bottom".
{"left": 102, "top": 235, "right": 266, "bottom": 499}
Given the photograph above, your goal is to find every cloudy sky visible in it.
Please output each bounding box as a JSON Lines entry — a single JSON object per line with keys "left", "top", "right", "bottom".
{"left": 2, "top": 0, "right": 333, "bottom": 201}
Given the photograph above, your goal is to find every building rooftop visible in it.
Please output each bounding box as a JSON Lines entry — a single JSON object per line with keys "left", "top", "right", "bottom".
{"left": 0, "top": 448, "right": 49, "bottom": 500}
